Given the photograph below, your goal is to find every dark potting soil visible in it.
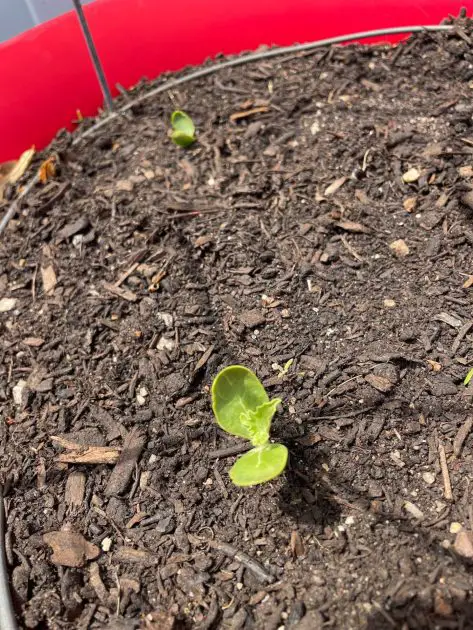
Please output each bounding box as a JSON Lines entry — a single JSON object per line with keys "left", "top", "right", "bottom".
{"left": 2, "top": 19, "right": 473, "bottom": 630}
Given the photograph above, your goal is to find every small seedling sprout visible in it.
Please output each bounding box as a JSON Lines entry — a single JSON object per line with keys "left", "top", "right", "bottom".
{"left": 170, "top": 111, "right": 196, "bottom": 147}
{"left": 464, "top": 368, "right": 473, "bottom": 386}
{"left": 211, "top": 365, "right": 288, "bottom": 486}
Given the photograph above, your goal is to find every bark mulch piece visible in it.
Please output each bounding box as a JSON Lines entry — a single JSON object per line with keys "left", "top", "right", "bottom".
{"left": 2, "top": 18, "right": 473, "bottom": 630}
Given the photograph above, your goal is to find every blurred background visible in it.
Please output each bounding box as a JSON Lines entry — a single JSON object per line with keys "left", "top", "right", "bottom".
{"left": 0, "top": 0, "right": 94, "bottom": 41}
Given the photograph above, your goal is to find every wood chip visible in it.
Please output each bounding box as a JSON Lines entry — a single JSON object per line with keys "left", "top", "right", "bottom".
{"left": 324, "top": 176, "right": 347, "bottom": 196}
{"left": 364, "top": 374, "right": 394, "bottom": 393}
{"left": 453, "top": 530, "right": 473, "bottom": 560}
{"left": 335, "top": 220, "right": 370, "bottom": 234}
{"left": 402, "top": 167, "right": 420, "bottom": 183}
{"left": 105, "top": 428, "right": 146, "bottom": 496}
{"left": 65, "top": 471, "right": 86, "bottom": 507}
{"left": 230, "top": 106, "right": 269, "bottom": 121}
{"left": 52, "top": 435, "right": 120, "bottom": 464}
{"left": 41, "top": 265, "right": 57, "bottom": 294}
{"left": 403, "top": 501, "right": 424, "bottom": 520}
{"left": 239, "top": 309, "right": 266, "bottom": 329}
{"left": 389, "top": 239, "right": 409, "bottom": 257}
{"left": 435, "top": 312, "right": 462, "bottom": 328}
{"left": 22, "top": 337, "right": 44, "bottom": 347}
{"left": 290, "top": 530, "right": 305, "bottom": 558}
{"left": 451, "top": 321, "right": 473, "bottom": 354}
{"left": 142, "top": 610, "right": 176, "bottom": 630}
{"left": 0, "top": 298, "right": 17, "bottom": 312}
{"left": 193, "top": 345, "right": 214, "bottom": 375}
{"left": 103, "top": 282, "right": 138, "bottom": 302}
{"left": 56, "top": 216, "right": 90, "bottom": 243}
{"left": 89, "top": 562, "right": 109, "bottom": 602}
{"left": 114, "top": 546, "right": 159, "bottom": 566}
{"left": 438, "top": 441, "right": 453, "bottom": 500}
{"left": 453, "top": 417, "right": 473, "bottom": 457}
{"left": 403, "top": 197, "right": 417, "bottom": 212}
{"left": 43, "top": 529, "right": 99, "bottom": 567}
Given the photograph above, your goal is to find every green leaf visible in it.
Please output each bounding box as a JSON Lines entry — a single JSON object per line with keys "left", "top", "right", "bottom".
{"left": 211, "top": 365, "right": 270, "bottom": 440}
{"left": 244, "top": 399, "right": 281, "bottom": 446}
{"left": 229, "top": 444, "right": 288, "bottom": 486}
{"left": 170, "top": 111, "right": 195, "bottom": 147}
{"left": 464, "top": 368, "right": 473, "bottom": 386}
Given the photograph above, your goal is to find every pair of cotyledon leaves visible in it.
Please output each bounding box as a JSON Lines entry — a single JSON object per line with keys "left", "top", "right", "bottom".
{"left": 211, "top": 366, "right": 288, "bottom": 486}
{"left": 170, "top": 111, "right": 196, "bottom": 148}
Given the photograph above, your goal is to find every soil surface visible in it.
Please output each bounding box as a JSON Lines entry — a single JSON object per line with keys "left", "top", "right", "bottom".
{"left": 2, "top": 19, "right": 473, "bottom": 630}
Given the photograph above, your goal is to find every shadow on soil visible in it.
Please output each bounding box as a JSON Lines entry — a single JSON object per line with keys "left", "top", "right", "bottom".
{"left": 277, "top": 442, "right": 343, "bottom": 529}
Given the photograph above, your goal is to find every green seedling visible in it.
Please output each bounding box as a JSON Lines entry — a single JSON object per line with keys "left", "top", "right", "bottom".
{"left": 170, "top": 110, "right": 196, "bottom": 147}
{"left": 464, "top": 368, "right": 473, "bottom": 386}
{"left": 211, "top": 365, "right": 288, "bottom": 486}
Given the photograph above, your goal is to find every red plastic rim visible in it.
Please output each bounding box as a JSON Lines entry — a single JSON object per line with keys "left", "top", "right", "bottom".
{"left": 0, "top": 0, "right": 471, "bottom": 162}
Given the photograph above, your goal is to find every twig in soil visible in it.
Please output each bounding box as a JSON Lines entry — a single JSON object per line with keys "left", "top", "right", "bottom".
{"left": 191, "top": 535, "right": 275, "bottom": 583}
{"left": 208, "top": 443, "right": 251, "bottom": 460}
{"left": 307, "top": 406, "right": 375, "bottom": 421}
{"left": 438, "top": 441, "right": 453, "bottom": 500}
{"left": 113, "top": 262, "right": 139, "bottom": 288}
{"left": 340, "top": 236, "right": 365, "bottom": 263}
{"left": 0, "top": 485, "right": 19, "bottom": 630}
{"left": 453, "top": 417, "right": 473, "bottom": 458}
{"left": 51, "top": 436, "right": 121, "bottom": 464}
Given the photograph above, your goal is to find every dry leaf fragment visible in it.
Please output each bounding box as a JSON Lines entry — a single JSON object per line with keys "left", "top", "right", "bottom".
{"left": 0, "top": 146, "right": 35, "bottom": 200}
{"left": 38, "top": 156, "right": 56, "bottom": 184}
{"left": 389, "top": 239, "right": 409, "bottom": 257}
{"left": 335, "top": 220, "right": 370, "bottom": 234}
{"left": 43, "top": 529, "right": 99, "bottom": 567}
{"left": 41, "top": 265, "right": 57, "bottom": 294}
{"left": 324, "top": 176, "right": 347, "bottom": 196}
{"left": 402, "top": 167, "right": 420, "bottom": 183}
{"left": 0, "top": 297, "right": 17, "bottom": 312}
{"left": 463, "top": 275, "right": 473, "bottom": 289}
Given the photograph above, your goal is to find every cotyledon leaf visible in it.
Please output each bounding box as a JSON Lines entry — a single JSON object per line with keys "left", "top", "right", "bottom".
{"left": 211, "top": 365, "right": 269, "bottom": 440}
{"left": 229, "top": 443, "right": 288, "bottom": 486}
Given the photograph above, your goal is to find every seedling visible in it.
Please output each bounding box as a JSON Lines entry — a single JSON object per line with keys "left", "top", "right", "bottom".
{"left": 211, "top": 365, "right": 288, "bottom": 486}
{"left": 170, "top": 111, "right": 196, "bottom": 147}
{"left": 464, "top": 368, "right": 473, "bottom": 386}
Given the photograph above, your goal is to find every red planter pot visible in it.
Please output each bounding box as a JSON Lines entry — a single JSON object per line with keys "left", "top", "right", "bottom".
{"left": 0, "top": 0, "right": 471, "bottom": 162}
